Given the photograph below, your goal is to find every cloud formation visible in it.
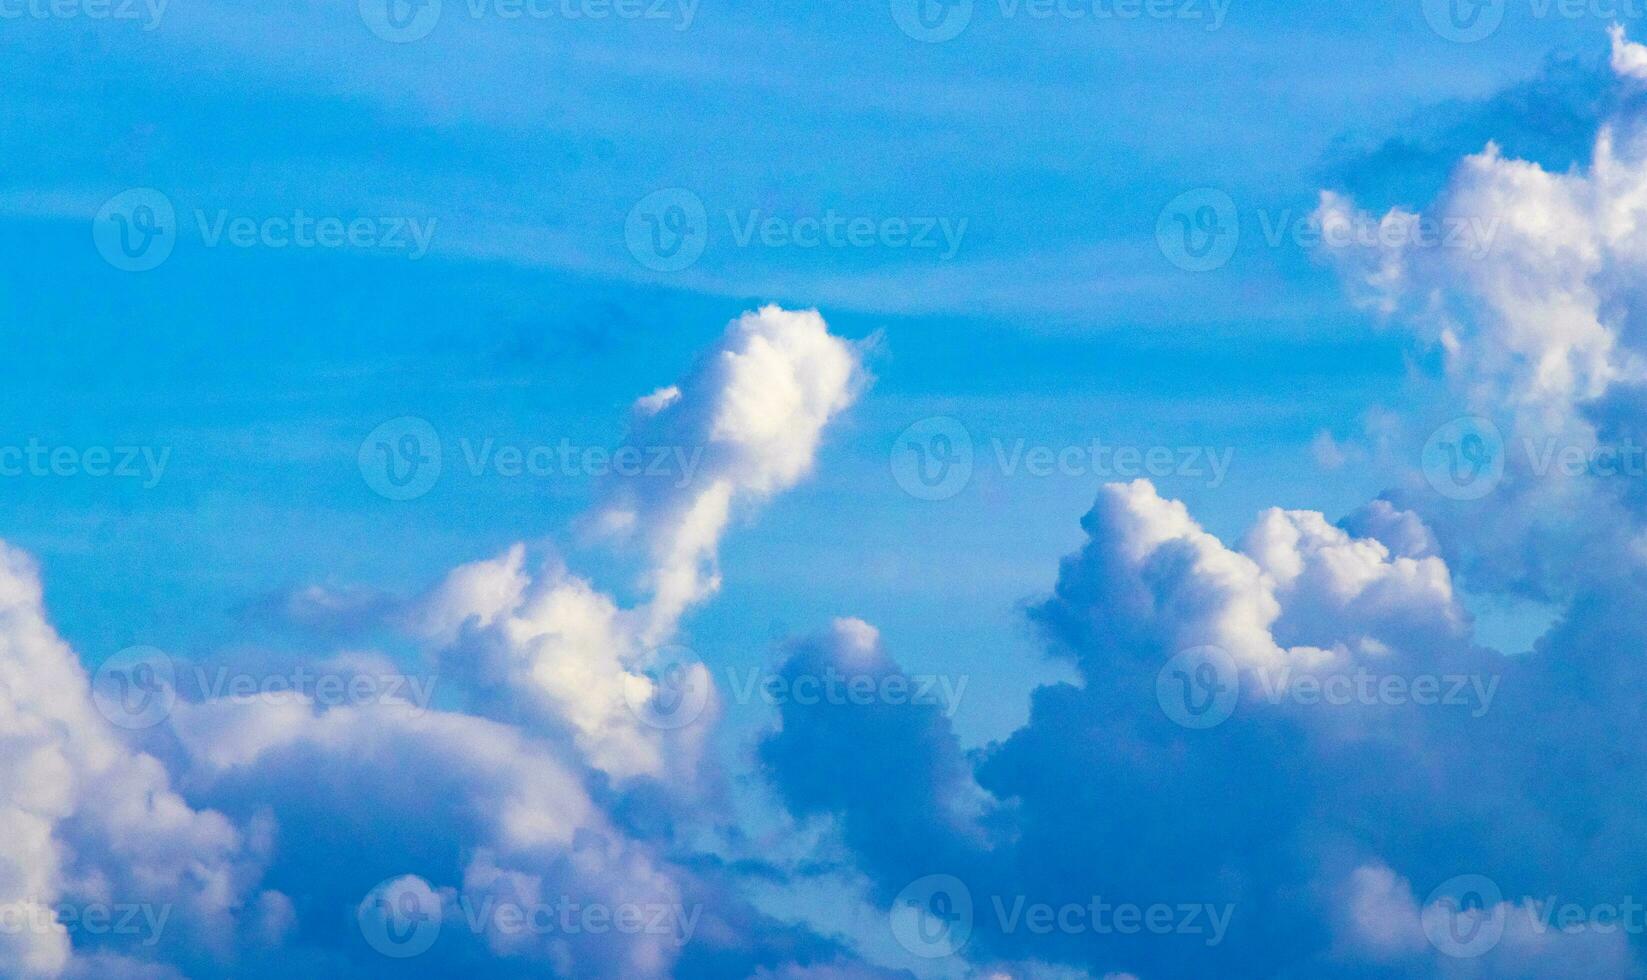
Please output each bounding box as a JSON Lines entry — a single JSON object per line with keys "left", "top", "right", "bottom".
{"left": 19, "top": 29, "right": 1647, "bottom": 980}
{"left": 0, "top": 307, "right": 872, "bottom": 978}
{"left": 752, "top": 31, "right": 1647, "bottom": 979}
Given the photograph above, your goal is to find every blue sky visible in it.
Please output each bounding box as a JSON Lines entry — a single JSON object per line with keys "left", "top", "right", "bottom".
{"left": 6, "top": 0, "right": 1589, "bottom": 720}
{"left": 5, "top": 2, "right": 1647, "bottom": 978}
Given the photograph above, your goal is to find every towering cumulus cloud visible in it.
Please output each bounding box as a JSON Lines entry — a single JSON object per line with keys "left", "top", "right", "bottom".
{"left": 594, "top": 305, "right": 866, "bottom": 641}
{"left": 411, "top": 304, "right": 866, "bottom": 781}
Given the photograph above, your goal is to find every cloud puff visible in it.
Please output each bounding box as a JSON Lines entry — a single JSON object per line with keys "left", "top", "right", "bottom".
{"left": 1032, "top": 480, "right": 1466, "bottom": 682}
{"left": 1612, "top": 24, "right": 1647, "bottom": 83}
{"left": 1315, "top": 30, "right": 1647, "bottom": 601}
{"left": 1314, "top": 31, "right": 1647, "bottom": 442}
{"left": 406, "top": 306, "right": 867, "bottom": 783}
{"left": 593, "top": 304, "right": 867, "bottom": 642}
{"left": 413, "top": 544, "right": 688, "bottom": 781}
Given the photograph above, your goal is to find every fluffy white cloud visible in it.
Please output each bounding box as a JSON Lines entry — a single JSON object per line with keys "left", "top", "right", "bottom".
{"left": 408, "top": 306, "right": 864, "bottom": 782}
{"left": 1313, "top": 29, "right": 1647, "bottom": 601}
{"left": 1612, "top": 24, "right": 1647, "bottom": 83}
{"left": 1243, "top": 505, "right": 1464, "bottom": 654}
{"left": 593, "top": 305, "right": 866, "bottom": 642}
{"left": 1039, "top": 479, "right": 1466, "bottom": 684}
{"left": 1312, "top": 32, "right": 1647, "bottom": 447}
{"left": 1040, "top": 478, "right": 1290, "bottom": 672}
{"left": 0, "top": 543, "right": 264, "bottom": 978}
{"left": 413, "top": 545, "right": 687, "bottom": 780}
